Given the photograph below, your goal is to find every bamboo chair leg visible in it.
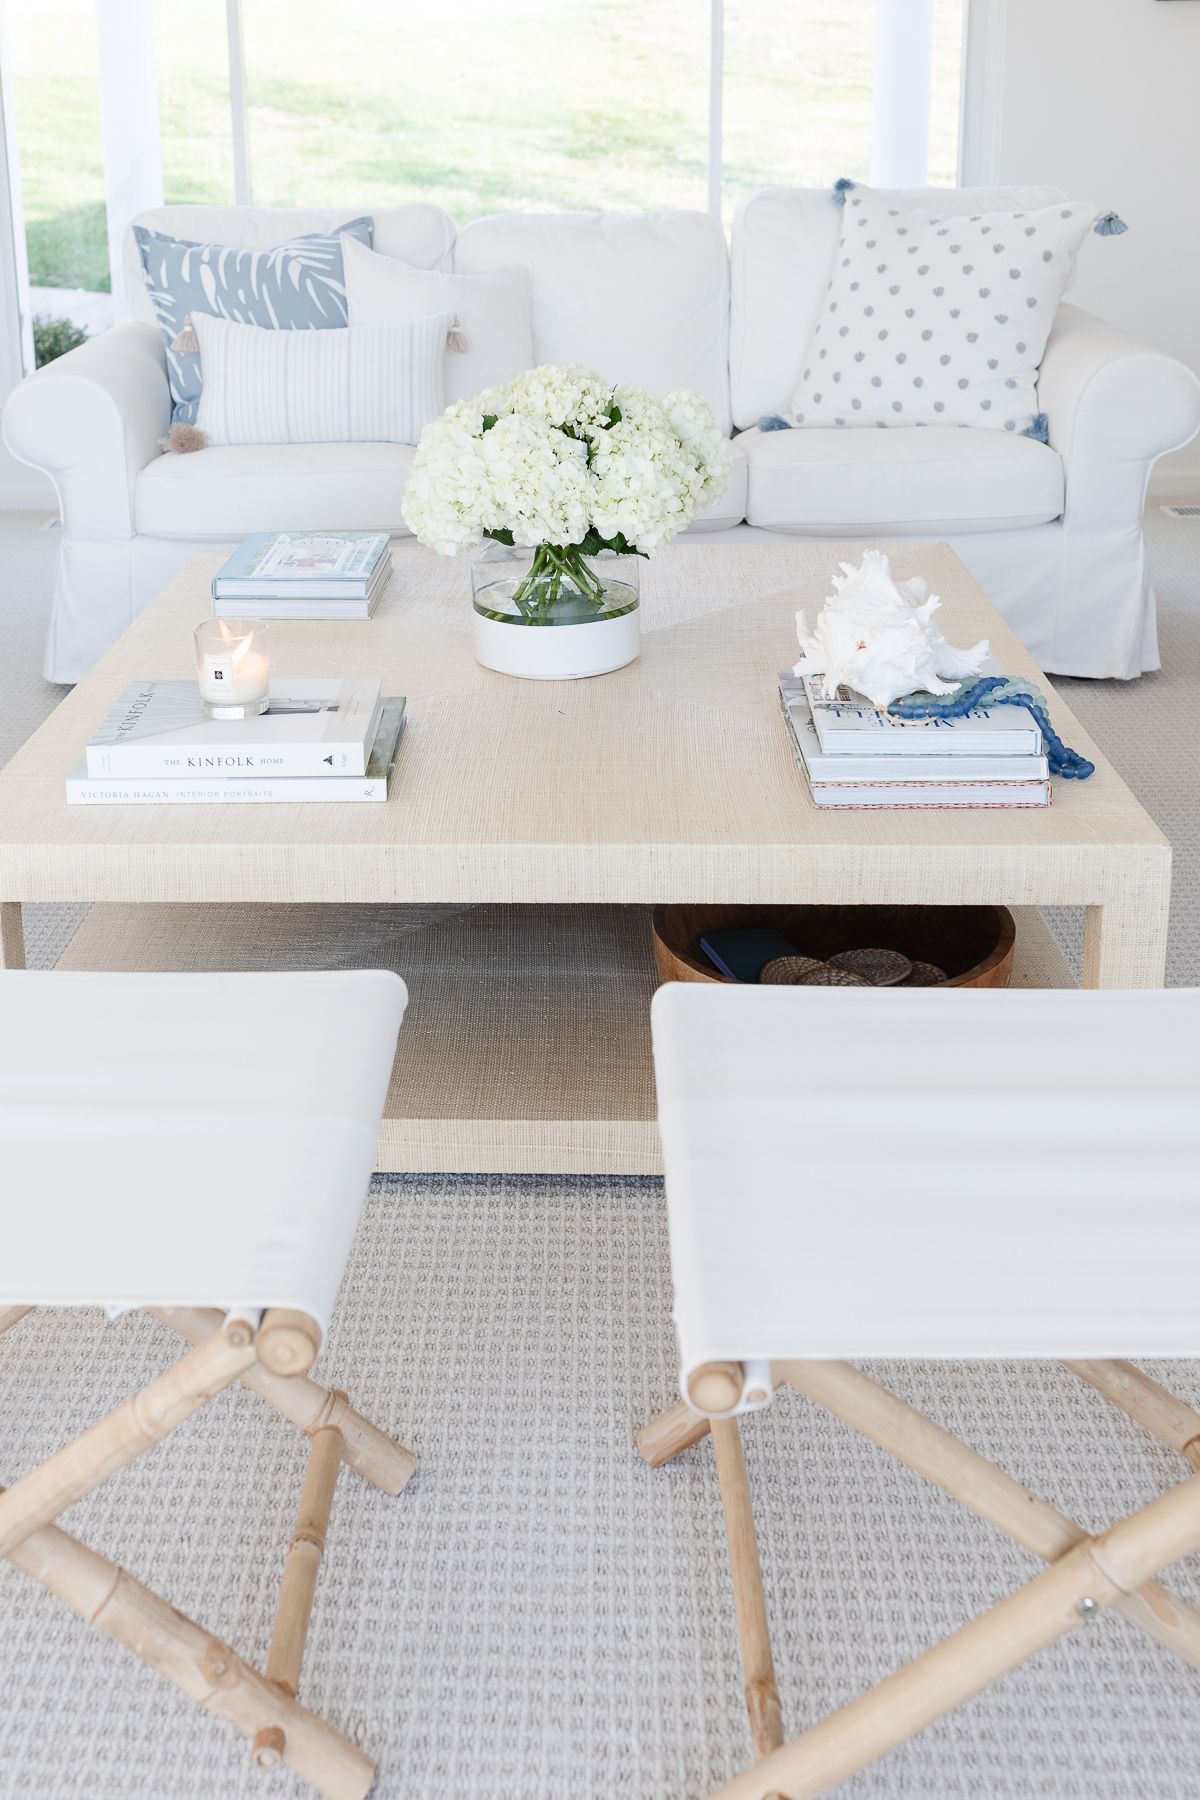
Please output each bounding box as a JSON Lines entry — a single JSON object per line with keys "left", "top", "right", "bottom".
{"left": 258, "top": 1309, "right": 323, "bottom": 1377}
{"left": 152, "top": 1306, "right": 416, "bottom": 1495}
{"left": 775, "top": 1358, "right": 1200, "bottom": 1674}
{"left": 5, "top": 1494, "right": 373, "bottom": 1800}
{"left": 711, "top": 1418, "right": 783, "bottom": 1762}
{"left": 706, "top": 1472, "right": 1200, "bottom": 1800}
{"left": 635, "top": 1398, "right": 713, "bottom": 1467}
{"left": 0, "top": 1326, "right": 256, "bottom": 1558}
{"left": 1065, "top": 1359, "right": 1200, "bottom": 1472}
{"left": 0, "top": 1306, "right": 33, "bottom": 1339}
{"left": 267, "top": 1427, "right": 343, "bottom": 1698}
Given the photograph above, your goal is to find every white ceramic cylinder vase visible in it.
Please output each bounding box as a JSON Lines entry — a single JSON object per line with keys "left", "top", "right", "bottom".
{"left": 471, "top": 541, "right": 641, "bottom": 680}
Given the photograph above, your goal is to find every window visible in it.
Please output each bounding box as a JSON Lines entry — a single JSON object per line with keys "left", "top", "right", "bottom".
{"left": 239, "top": 0, "right": 710, "bottom": 218}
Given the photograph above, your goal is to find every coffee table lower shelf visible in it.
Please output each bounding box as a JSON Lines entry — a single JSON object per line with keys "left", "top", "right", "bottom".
{"left": 55, "top": 901, "right": 1073, "bottom": 1176}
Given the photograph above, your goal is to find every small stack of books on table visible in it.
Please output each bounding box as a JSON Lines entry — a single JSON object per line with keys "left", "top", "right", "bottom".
{"left": 212, "top": 531, "right": 391, "bottom": 620}
{"left": 67, "top": 678, "right": 405, "bottom": 806}
{"left": 779, "top": 670, "right": 1051, "bottom": 809}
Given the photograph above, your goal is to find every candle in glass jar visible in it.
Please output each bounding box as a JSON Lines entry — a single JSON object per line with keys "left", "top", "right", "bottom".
{"left": 195, "top": 618, "right": 270, "bottom": 718}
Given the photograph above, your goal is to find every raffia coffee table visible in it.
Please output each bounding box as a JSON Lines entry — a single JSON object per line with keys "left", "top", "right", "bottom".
{"left": 0, "top": 541, "right": 1170, "bottom": 1174}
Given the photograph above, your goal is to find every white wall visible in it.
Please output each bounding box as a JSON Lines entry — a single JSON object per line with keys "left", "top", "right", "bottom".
{"left": 966, "top": 0, "right": 1200, "bottom": 493}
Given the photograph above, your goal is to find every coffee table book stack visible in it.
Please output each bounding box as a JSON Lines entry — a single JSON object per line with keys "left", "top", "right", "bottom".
{"left": 778, "top": 670, "right": 1051, "bottom": 808}
{"left": 67, "top": 678, "right": 405, "bottom": 806}
{"left": 212, "top": 530, "right": 391, "bottom": 620}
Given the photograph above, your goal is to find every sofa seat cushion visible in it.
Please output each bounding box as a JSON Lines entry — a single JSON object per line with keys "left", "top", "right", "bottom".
{"left": 741, "top": 425, "right": 1063, "bottom": 535}
{"left": 136, "top": 442, "right": 416, "bottom": 538}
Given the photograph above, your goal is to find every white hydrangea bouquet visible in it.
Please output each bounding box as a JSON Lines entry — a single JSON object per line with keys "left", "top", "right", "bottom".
{"left": 401, "top": 364, "right": 731, "bottom": 678}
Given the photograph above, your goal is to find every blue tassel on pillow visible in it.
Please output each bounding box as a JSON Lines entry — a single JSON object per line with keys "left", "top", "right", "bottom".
{"left": 758, "top": 414, "right": 791, "bottom": 432}
{"left": 1021, "top": 412, "right": 1050, "bottom": 444}
{"left": 1094, "top": 211, "right": 1128, "bottom": 236}
{"left": 831, "top": 177, "right": 856, "bottom": 207}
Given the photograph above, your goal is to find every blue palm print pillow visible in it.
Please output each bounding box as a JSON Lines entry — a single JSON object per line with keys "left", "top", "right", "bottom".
{"left": 135, "top": 217, "right": 375, "bottom": 424}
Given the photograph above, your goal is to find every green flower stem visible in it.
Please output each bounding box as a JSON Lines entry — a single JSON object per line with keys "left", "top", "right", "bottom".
{"left": 509, "top": 544, "right": 610, "bottom": 622}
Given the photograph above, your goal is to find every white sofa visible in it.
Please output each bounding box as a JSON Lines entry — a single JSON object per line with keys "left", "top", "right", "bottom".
{"left": 7, "top": 188, "right": 1199, "bottom": 684}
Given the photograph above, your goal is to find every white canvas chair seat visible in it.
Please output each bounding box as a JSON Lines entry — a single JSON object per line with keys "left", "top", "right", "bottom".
{"left": 1, "top": 970, "right": 404, "bottom": 1323}
{"left": 640, "top": 982, "right": 1200, "bottom": 1800}
{"left": 0, "top": 968, "right": 411, "bottom": 1800}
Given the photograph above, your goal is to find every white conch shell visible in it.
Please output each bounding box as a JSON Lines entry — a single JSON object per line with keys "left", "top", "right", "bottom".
{"left": 792, "top": 549, "right": 989, "bottom": 709}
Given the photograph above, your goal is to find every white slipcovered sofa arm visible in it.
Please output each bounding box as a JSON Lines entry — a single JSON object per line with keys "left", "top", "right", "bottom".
{"left": 1039, "top": 303, "right": 1200, "bottom": 497}
{"left": 2, "top": 322, "right": 170, "bottom": 540}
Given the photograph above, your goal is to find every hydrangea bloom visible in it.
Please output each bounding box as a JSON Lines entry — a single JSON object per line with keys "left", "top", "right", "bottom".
{"left": 402, "top": 364, "right": 731, "bottom": 561}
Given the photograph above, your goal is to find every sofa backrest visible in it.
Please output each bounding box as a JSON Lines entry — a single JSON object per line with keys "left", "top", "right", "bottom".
{"left": 455, "top": 210, "right": 732, "bottom": 434}
{"left": 728, "top": 184, "right": 1065, "bottom": 431}
{"left": 123, "top": 204, "right": 457, "bottom": 326}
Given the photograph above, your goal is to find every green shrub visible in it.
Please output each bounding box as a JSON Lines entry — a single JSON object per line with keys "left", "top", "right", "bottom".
{"left": 33, "top": 314, "right": 90, "bottom": 368}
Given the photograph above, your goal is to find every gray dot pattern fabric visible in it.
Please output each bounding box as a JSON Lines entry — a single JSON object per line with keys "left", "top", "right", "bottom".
{"left": 792, "top": 189, "right": 1102, "bottom": 432}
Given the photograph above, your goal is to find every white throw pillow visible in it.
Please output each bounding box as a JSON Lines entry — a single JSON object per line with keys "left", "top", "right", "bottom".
{"left": 343, "top": 234, "right": 533, "bottom": 405}
{"left": 193, "top": 310, "right": 451, "bottom": 446}
{"left": 791, "top": 185, "right": 1112, "bottom": 432}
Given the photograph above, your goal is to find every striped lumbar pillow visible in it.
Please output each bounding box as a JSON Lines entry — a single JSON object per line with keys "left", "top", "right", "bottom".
{"left": 192, "top": 310, "right": 452, "bottom": 446}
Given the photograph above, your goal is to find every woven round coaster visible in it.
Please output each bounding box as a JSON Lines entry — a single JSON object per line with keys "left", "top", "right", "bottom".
{"left": 903, "top": 960, "right": 947, "bottom": 987}
{"left": 759, "top": 954, "right": 830, "bottom": 985}
{"left": 761, "top": 956, "right": 870, "bottom": 987}
{"left": 827, "top": 947, "right": 913, "bottom": 987}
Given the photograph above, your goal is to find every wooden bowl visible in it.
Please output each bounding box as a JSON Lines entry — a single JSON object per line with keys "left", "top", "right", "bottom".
{"left": 652, "top": 904, "right": 1015, "bottom": 990}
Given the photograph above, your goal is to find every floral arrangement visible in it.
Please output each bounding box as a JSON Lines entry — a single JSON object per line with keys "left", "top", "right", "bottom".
{"left": 401, "top": 364, "right": 731, "bottom": 616}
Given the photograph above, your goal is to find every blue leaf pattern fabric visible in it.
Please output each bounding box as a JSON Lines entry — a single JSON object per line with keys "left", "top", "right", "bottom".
{"left": 135, "top": 218, "right": 375, "bottom": 424}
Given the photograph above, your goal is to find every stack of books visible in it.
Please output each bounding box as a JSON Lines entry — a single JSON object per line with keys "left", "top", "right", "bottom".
{"left": 779, "top": 670, "right": 1051, "bottom": 809}
{"left": 67, "top": 678, "right": 405, "bottom": 806}
{"left": 212, "top": 531, "right": 391, "bottom": 620}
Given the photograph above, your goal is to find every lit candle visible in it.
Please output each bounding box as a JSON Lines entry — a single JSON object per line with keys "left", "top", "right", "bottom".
{"left": 194, "top": 618, "right": 270, "bottom": 718}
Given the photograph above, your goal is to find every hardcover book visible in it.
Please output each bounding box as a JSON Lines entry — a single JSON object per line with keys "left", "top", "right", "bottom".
{"left": 69, "top": 699, "right": 405, "bottom": 806}
{"left": 783, "top": 670, "right": 1043, "bottom": 759}
{"left": 85, "top": 678, "right": 383, "bottom": 779}
{"left": 780, "top": 683, "right": 1050, "bottom": 783}
{"left": 212, "top": 531, "right": 390, "bottom": 598}
{"left": 781, "top": 687, "right": 1050, "bottom": 809}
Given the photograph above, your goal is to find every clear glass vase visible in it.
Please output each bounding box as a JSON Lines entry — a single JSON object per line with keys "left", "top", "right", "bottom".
{"left": 471, "top": 540, "right": 641, "bottom": 679}
{"left": 472, "top": 540, "right": 640, "bottom": 628}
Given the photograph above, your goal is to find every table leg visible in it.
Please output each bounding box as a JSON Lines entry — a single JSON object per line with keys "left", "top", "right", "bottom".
{"left": 1082, "top": 891, "right": 1169, "bottom": 990}
{"left": 0, "top": 903, "right": 25, "bottom": 971}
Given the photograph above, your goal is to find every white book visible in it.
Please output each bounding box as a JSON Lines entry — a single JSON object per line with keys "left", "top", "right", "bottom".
{"left": 784, "top": 670, "right": 1044, "bottom": 758}
{"left": 781, "top": 684, "right": 1050, "bottom": 783}
{"left": 212, "top": 531, "right": 390, "bottom": 598}
{"left": 782, "top": 692, "right": 1050, "bottom": 809}
{"left": 68, "top": 699, "right": 405, "bottom": 806}
{"left": 85, "top": 678, "right": 383, "bottom": 779}
{"left": 212, "top": 581, "right": 385, "bottom": 623}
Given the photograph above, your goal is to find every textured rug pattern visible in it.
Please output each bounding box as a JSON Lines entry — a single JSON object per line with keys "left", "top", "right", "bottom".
{"left": 1, "top": 511, "right": 1199, "bottom": 1796}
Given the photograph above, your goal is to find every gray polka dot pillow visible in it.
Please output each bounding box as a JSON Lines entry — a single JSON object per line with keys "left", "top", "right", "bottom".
{"left": 792, "top": 185, "right": 1116, "bottom": 432}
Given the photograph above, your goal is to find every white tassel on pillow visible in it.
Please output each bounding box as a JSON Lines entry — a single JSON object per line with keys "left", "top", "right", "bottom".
{"left": 445, "top": 316, "right": 469, "bottom": 353}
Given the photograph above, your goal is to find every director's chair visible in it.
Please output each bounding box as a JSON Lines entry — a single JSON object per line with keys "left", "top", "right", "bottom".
{"left": 639, "top": 982, "right": 1200, "bottom": 1799}
{"left": 0, "top": 968, "right": 410, "bottom": 1800}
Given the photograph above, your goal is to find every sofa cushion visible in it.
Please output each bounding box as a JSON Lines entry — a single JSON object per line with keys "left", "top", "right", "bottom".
{"left": 454, "top": 211, "right": 732, "bottom": 434}
{"left": 729, "top": 185, "right": 1066, "bottom": 431}
{"left": 136, "top": 435, "right": 747, "bottom": 543}
{"left": 741, "top": 424, "right": 1063, "bottom": 535}
{"left": 136, "top": 219, "right": 375, "bottom": 426}
{"left": 136, "top": 442, "right": 417, "bottom": 538}
{"left": 343, "top": 236, "right": 533, "bottom": 405}
{"left": 192, "top": 311, "right": 451, "bottom": 446}
{"left": 124, "top": 205, "right": 456, "bottom": 327}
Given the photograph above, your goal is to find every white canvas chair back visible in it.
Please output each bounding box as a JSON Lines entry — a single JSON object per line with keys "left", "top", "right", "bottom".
{"left": 0, "top": 968, "right": 411, "bottom": 1800}
{"left": 652, "top": 983, "right": 1200, "bottom": 1403}
{"left": 641, "top": 982, "right": 1200, "bottom": 1800}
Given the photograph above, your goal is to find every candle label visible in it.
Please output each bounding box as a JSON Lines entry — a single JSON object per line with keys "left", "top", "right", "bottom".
{"left": 200, "top": 652, "right": 237, "bottom": 697}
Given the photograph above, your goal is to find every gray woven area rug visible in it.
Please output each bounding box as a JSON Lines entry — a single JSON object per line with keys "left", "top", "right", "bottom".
{"left": 1, "top": 509, "right": 1199, "bottom": 1798}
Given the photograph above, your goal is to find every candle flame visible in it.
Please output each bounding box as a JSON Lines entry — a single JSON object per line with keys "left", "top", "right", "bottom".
{"left": 217, "top": 618, "right": 255, "bottom": 666}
